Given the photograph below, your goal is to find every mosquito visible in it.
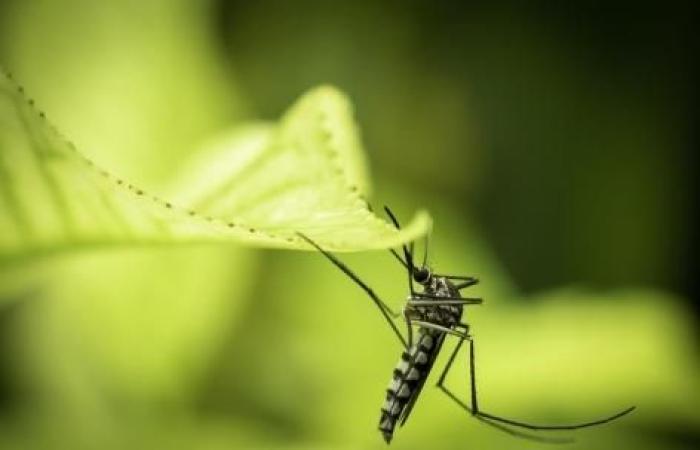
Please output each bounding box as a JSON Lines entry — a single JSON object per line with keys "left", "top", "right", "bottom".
{"left": 297, "top": 207, "right": 635, "bottom": 444}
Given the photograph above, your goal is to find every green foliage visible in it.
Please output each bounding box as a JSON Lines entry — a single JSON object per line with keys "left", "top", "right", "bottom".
{"left": 0, "top": 71, "right": 430, "bottom": 267}
{"left": 0, "top": 2, "right": 697, "bottom": 450}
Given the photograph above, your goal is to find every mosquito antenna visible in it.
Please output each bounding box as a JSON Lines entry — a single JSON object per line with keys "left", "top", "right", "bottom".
{"left": 421, "top": 233, "right": 430, "bottom": 268}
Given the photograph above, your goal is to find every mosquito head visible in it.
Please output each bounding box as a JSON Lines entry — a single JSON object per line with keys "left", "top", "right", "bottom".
{"left": 412, "top": 266, "right": 431, "bottom": 285}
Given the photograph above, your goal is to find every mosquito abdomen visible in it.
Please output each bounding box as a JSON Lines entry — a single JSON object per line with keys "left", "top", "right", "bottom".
{"left": 379, "top": 330, "right": 440, "bottom": 443}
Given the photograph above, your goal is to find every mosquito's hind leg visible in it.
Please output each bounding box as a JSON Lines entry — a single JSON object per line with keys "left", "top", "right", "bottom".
{"left": 439, "top": 381, "right": 574, "bottom": 443}
{"left": 435, "top": 329, "right": 574, "bottom": 444}
{"left": 297, "top": 233, "right": 408, "bottom": 350}
{"left": 467, "top": 338, "right": 635, "bottom": 430}
{"left": 437, "top": 328, "right": 635, "bottom": 436}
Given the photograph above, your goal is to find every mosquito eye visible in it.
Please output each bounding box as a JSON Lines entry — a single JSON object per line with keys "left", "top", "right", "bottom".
{"left": 413, "top": 267, "right": 429, "bottom": 283}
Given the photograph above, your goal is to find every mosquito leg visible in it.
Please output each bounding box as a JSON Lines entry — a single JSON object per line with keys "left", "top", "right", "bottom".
{"left": 440, "top": 385, "right": 574, "bottom": 444}
{"left": 434, "top": 275, "right": 478, "bottom": 282}
{"left": 436, "top": 330, "right": 466, "bottom": 389}
{"left": 383, "top": 206, "right": 416, "bottom": 295}
{"left": 380, "top": 206, "right": 409, "bottom": 270}
{"left": 404, "top": 313, "right": 414, "bottom": 349}
{"left": 464, "top": 336, "right": 478, "bottom": 413}
{"left": 464, "top": 336, "right": 636, "bottom": 431}
{"left": 297, "top": 233, "right": 407, "bottom": 349}
{"left": 408, "top": 241, "right": 416, "bottom": 295}
{"left": 381, "top": 304, "right": 401, "bottom": 318}
{"left": 389, "top": 248, "right": 408, "bottom": 269}
{"left": 430, "top": 275, "right": 479, "bottom": 290}
{"left": 435, "top": 329, "right": 573, "bottom": 444}
{"left": 410, "top": 321, "right": 468, "bottom": 339}
{"left": 298, "top": 234, "right": 400, "bottom": 315}
{"left": 407, "top": 299, "right": 482, "bottom": 306}
{"left": 455, "top": 279, "right": 479, "bottom": 290}
{"left": 412, "top": 293, "right": 483, "bottom": 304}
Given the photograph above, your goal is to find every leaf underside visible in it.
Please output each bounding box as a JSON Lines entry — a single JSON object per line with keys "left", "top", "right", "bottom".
{"left": 0, "top": 70, "right": 431, "bottom": 267}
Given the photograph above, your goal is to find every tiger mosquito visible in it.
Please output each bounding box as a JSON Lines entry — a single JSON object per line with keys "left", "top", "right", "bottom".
{"left": 297, "top": 207, "right": 635, "bottom": 444}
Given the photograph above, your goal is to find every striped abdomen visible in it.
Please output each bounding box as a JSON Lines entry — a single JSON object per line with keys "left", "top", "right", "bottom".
{"left": 379, "top": 329, "right": 444, "bottom": 443}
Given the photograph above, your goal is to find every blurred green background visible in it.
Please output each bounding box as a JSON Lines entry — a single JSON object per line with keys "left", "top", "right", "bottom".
{"left": 0, "top": 1, "right": 697, "bottom": 449}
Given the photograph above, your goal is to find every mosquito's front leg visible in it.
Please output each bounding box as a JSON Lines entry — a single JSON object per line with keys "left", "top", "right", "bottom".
{"left": 298, "top": 233, "right": 408, "bottom": 350}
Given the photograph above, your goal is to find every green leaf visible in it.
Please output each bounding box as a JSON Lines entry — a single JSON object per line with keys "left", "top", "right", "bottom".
{"left": 0, "top": 71, "right": 431, "bottom": 267}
